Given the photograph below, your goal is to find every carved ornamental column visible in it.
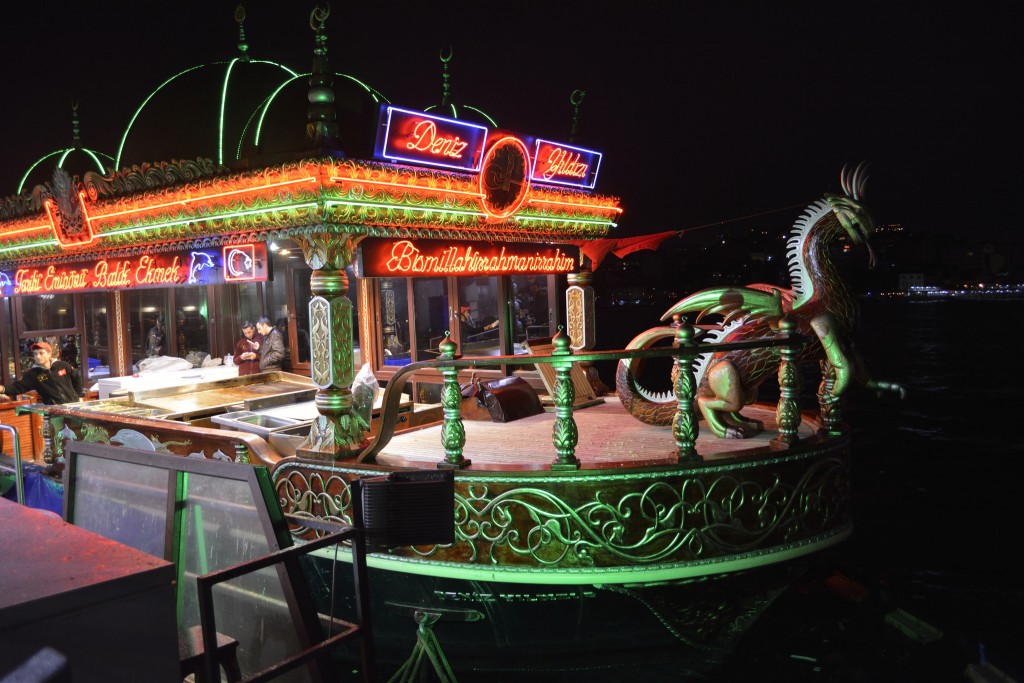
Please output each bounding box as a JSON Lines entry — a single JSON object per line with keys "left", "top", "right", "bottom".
{"left": 294, "top": 232, "right": 365, "bottom": 460}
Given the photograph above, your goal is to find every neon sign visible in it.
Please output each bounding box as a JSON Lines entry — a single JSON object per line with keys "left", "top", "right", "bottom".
{"left": 374, "top": 106, "right": 489, "bottom": 172}
{"left": 0, "top": 243, "right": 267, "bottom": 296}
{"left": 530, "top": 139, "right": 602, "bottom": 189}
{"left": 360, "top": 238, "right": 579, "bottom": 277}
{"left": 479, "top": 136, "right": 531, "bottom": 219}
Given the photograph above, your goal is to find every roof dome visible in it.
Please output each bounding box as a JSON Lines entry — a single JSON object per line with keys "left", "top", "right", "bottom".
{"left": 114, "top": 57, "right": 301, "bottom": 171}
{"left": 116, "top": 5, "right": 388, "bottom": 170}
{"left": 234, "top": 70, "right": 388, "bottom": 162}
{"left": 16, "top": 101, "right": 113, "bottom": 195}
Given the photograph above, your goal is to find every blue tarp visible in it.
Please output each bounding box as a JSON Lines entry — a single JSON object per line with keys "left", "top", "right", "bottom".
{"left": 1, "top": 470, "right": 64, "bottom": 515}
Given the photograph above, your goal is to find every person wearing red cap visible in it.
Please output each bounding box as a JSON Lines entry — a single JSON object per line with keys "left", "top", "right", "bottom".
{"left": 0, "top": 340, "right": 85, "bottom": 405}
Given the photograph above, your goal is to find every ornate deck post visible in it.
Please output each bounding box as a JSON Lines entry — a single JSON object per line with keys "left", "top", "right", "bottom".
{"left": 295, "top": 233, "right": 366, "bottom": 460}
{"left": 772, "top": 316, "right": 802, "bottom": 447}
{"left": 817, "top": 359, "right": 843, "bottom": 434}
{"left": 672, "top": 322, "right": 702, "bottom": 465}
{"left": 550, "top": 328, "right": 580, "bottom": 470}
{"left": 437, "top": 334, "right": 470, "bottom": 470}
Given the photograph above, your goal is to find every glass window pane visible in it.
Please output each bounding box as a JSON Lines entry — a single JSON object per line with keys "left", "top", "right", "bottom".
{"left": 456, "top": 276, "right": 501, "bottom": 356}
{"left": 412, "top": 277, "right": 448, "bottom": 360}
{"left": 178, "top": 472, "right": 303, "bottom": 677}
{"left": 84, "top": 293, "right": 110, "bottom": 381}
{"left": 175, "top": 286, "right": 210, "bottom": 364}
{"left": 293, "top": 266, "right": 311, "bottom": 363}
{"left": 379, "top": 277, "right": 411, "bottom": 367}
{"left": 19, "top": 293, "right": 74, "bottom": 331}
{"left": 70, "top": 454, "right": 169, "bottom": 558}
{"left": 515, "top": 275, "right": 552, "bottom": 341}
{"left": 124, "top": 289, "right": 169, "bottom": 371}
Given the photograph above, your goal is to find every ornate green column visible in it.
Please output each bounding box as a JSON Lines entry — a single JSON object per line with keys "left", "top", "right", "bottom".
{"left": 772, "top": 316, "right": 802, "bottom": 447}
{"left": 294, "top": 232, "right": 366, "bottom": 460}
{"left": 672, "top": 323, "right": 702, "bottom": 465}
{"left": 550, "top": 328, "right": 580, "bottom": 470}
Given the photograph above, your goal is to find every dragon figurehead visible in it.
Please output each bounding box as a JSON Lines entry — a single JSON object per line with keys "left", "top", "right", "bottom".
{"left": 615, "top": 163, "right": 903, "bottom": 437}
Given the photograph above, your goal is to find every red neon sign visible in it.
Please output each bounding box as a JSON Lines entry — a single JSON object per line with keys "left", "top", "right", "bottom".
{"left": 374, "top": 106, "right": 489, "bottom": 172}
{"left": 530, "top": 139, "right": 602, "bottom": 189}
{"left": 479, "top": 136, "right": 531, "bottom": 219}
{"left": 2, "top": 244, "right": 267, "bottom": 296}
{"left": 360, "top": 238, "right": 579, "bottom": 277}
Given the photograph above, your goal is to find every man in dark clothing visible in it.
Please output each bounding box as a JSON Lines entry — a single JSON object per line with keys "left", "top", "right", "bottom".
{"left": 0, "top": 341, "right": 85, "bottom": 405}
{"left": 256, "top": 316, "right": 286, "bottom": 372}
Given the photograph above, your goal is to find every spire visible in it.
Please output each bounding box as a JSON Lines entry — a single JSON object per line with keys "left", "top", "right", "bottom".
{"left": 235, "top": 3, "right": 250, "bottom": 62}
{"left": 305, "top": 3, "right": 341, "bottom": 151}
{"left": 439, "top": 46, "right": 452, "bottom": 111}
{"left": 71, "top": 99, "right": 80, "bottom": 147}
{"left": 569, "top": 89, "right": 585, "bottom": 144}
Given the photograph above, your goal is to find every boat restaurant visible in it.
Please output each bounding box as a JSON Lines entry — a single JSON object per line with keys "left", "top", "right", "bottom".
{"left": 0, "top": 10, "right": 857, "bottom": 681}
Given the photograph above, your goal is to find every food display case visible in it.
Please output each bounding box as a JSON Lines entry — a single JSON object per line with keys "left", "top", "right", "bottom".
{"left": 112, "top": 372, "right": 317, "bottom": 421}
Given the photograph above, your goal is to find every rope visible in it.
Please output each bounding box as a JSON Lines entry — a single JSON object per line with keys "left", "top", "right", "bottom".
{"left": 388, "top": 612, "right": 458, "bottom": 683}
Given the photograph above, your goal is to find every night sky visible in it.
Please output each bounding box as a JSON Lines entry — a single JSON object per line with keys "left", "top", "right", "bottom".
{"left": 1, "top": 1, "right": 1020, "bottom": 242}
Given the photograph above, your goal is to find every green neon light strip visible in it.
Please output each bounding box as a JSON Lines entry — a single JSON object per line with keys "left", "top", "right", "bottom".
{"left": 218, "top": 59, "right": 240, "bottom": 166}
{"left": 17, "top": 150, "right": 64, "bottom": 195}
{"left": 324, "top": 199, "right": 487, "bottom": 219}
{"left": 0, "top": 239, "right": 59, "bottom": 254}
{"left": 255, "top": 75, "right": 302, "bottom": 147}
{"left": 515, "top": 214, "right": 618, "bottom": 228}
{"left": 99, "top": 201, "right": 319, "bottom": 238}
{"left": 115, "top": 59, "right": 299, "bottom": 170}
{"left": 307, "top": 525, "right": 850, "bottom": 586}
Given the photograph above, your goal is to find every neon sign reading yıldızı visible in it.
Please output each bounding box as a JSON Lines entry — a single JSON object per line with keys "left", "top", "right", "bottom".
{"left": 380, "top": 240, "right": 577, "bottom": 276}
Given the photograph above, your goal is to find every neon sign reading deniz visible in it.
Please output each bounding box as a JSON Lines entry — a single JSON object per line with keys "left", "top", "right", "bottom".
{"left": 0, "top": 244, "right": 267, "bottom": 296}
{"left": 375, "top": 106, "right": 489, "bottom": 172}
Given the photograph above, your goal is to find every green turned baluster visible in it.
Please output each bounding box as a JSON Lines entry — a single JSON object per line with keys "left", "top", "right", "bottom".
{"left": 817, "top": 359, "right": 843, "bottom": 435}
{"left": 437, "top": 333, "right": 471, "bottom": 470}
{"left": 550, "top": 327, "right": 580, "bottom": 471}
{"left": 772, "top": 315, "right": 802, "bottom": 447}
{"left": 233, "top": 440, "right": 251, "bottom": 464}
{"left": 673, "top": 322, "right": 702, "bottom": 465}
{"left": 41, "top": 413, "right": 56, "bottom": 465}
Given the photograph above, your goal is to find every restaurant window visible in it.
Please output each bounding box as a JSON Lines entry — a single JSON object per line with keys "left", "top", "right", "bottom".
{"left": 83, "top": 292, "right": 111, "bottom": 381}
{"left": 17, "top": 293, "right": 75, "bottom": 332}
{"left": 412, "top": 277, "right": 449, "bottom": 360}
{"left": 379, "top": 277, "right": 411, "bottom": 366}
{"left": 512, "top": 275, "right": 553, "bottom": 346}
{"left": 456, "top": 276, "right": 501, "bottom": 356}
{"left": 174, "top": 286, "right": 210, "bottom": 364}
{"left": 124, "top": 289, "right": 170, "bottom": 371}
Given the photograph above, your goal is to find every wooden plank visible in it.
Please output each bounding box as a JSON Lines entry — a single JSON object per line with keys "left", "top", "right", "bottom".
{"left": 522, "top": 338, "right": 597, "bottom": 406}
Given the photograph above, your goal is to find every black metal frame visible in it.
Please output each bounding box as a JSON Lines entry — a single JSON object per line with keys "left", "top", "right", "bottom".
{"left": 61, "top": 440, "right": 374, "bottom": 682}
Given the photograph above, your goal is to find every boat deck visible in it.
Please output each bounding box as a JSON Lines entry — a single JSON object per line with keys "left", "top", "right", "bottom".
{"left": 375, "top": 398, "right": 818, "bottom": 471}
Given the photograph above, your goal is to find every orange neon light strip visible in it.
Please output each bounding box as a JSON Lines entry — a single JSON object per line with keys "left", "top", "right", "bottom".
{"left": 88, "top": 176, "right": 319, "bottom": 221}
{"left": 329, "top": 176, "right": 484, "bottom": 198}
{"left": 0, "top": 222, "right": 51, "bottom": 238}
{"left": 526, "top": 196, "right": 623, "bottom": 213}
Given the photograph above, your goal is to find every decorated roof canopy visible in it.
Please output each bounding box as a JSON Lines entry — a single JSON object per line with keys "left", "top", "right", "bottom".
{"left": 0, "top": 5, "right": 621, "bottom": 284}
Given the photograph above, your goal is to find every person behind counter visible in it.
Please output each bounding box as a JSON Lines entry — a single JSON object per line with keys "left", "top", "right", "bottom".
{"left": 0, "top": 341, "right": 85, "bottom": 405}
{"left": 256, "top": 316, "right": 285, "bottom": 372}
{"left": 233, "top": 321, "right": 263, "bottom": 375}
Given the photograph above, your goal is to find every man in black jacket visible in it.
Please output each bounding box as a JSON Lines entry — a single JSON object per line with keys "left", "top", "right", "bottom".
{"left": 256, "top": 316, "right": 286, "bottom": 372}
{"left": 0, "top": 341, "right": 85, "bottom": 405}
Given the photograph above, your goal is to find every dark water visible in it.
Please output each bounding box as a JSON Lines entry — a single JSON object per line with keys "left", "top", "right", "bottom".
{"left": 764, "top": 297, "right": 1024, "bottom": 683}
{"left": 593, "top": 298, "right": 1024, "bottom": 682}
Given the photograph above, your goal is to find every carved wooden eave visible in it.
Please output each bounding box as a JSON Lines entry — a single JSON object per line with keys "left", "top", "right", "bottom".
{"left": 0, "top": 157, "right": 622, "bottom": 269}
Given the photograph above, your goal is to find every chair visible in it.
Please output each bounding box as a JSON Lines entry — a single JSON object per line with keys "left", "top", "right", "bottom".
{"left": 177, "top": 625, "right": 241, "bottom": 683}
{"left": 61, "top": 440, "right": 374, "bottom": 682}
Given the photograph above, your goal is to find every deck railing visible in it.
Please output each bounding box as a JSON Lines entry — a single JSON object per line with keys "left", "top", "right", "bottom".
{"left": 359, "top": 317, "right": 840, "bottom": 469}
